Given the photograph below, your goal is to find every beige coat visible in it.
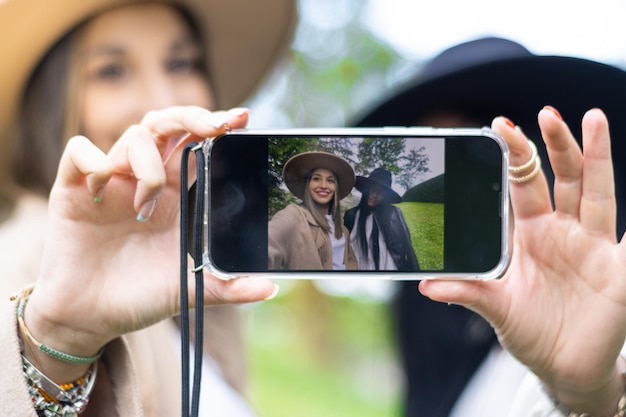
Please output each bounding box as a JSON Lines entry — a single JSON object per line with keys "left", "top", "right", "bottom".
{"left": 0, "top": 195, "right": 245, "bottom": 416}
{"left": 268, "top": 204, "right": 357, "bottom": 270}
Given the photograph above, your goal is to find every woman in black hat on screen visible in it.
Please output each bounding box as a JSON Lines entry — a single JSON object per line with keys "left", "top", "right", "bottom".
{"left": 344, "top": 167, "right": 420, "bottom": 271}
{"left": 355, "top": 36, "right": 626, "bottom": 417}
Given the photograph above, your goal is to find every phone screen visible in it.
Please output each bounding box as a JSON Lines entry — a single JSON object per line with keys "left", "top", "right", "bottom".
{"left": 204, "top": 128, "right": 508, "bottom": 278}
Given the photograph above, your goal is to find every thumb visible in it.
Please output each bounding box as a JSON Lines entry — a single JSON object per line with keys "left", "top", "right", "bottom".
{"left": 418, "top": 279, "right": 506, "bottom": 326}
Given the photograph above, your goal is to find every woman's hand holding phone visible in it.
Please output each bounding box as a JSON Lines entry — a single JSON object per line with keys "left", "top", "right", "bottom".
{"left": 420, "top": 108, "right": 626, "bottom": 416}
{"left": 22, "top": 106, "right": 276, "bottom": 383}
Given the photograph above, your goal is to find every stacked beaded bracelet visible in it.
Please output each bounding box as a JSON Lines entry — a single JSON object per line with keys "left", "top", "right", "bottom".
{"left": 15, "top": 286, "right": 104, "bottom": 364}
{"left": 22, "top": 355, "right": 97, "bottom": 417}
{"left": 12, "top": 286, "right": 102, "bottom": 416}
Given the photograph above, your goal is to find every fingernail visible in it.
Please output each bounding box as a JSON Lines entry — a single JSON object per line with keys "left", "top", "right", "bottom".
{"left": 201, "top": 114, "right": 228, "bottom": 129}
{"left": 543, "top": 105, "right": 563, "bottom": 120}
{"left": 228, "top": 107, "right": 250, "bottom": 117}
{"left": 137, "top": 200, "right": 157, "bottom": 222}
{"left": 502, "top": 117, "right": 515, "bottom": 129}
{"left": 264, "top": 284, "right": 280, "bottom": 300}
{"left": 94, "top": 186, "right": 106, "bottom": 203}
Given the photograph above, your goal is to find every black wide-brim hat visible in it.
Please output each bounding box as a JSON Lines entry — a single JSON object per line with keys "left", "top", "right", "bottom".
{"left": 283, "top": 152, "right": 356, "bottom": 201}
{"left": 355, "top": 168, "right": 402, "bottom": 204}
{"left": 354, "top": 37, "right": 626, "bottom": 236}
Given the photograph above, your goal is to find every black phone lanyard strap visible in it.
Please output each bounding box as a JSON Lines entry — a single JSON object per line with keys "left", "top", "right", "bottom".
{"left": 180, "top": 142, "right": 206, "bottom": 417}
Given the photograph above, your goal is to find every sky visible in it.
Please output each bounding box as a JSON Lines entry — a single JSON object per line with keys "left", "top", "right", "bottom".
{"left": 249, "top": 0, "right": 626, "bottom": 131}
{"left": 364, "top": 0, "right": 626, "bottom": 66}
{"left": 393, "top": 137, "right": 444, "bottom": 189}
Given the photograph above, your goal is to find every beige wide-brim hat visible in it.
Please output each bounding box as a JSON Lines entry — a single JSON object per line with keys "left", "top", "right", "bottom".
{"left": 283, "top": 152, "right": 355, "bottom": 201}
{"left": 0, "top": 0, "right": 297, "bottom": 146}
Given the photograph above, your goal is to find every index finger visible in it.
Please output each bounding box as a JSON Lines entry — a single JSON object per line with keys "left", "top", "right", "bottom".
{"left": 107, "top": 125, "right": 167, "bottom": 216}
{"left": 55, "top": 135, "right": 113, "bottom": 197}
{"left": 141, "top": 106, "right": 250, "bottom": 154}
{"left": 492, "top": 116, "right": 552, "bottom": 220}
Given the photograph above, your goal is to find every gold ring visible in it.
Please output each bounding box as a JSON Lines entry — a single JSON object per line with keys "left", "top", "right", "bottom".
{"left": 508, "top": 140, "right": 541, "bottom": 183}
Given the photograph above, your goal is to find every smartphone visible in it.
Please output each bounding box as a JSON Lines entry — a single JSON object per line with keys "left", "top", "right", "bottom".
{"left": 201, "top": 127, "right": 510, "bottom": 280}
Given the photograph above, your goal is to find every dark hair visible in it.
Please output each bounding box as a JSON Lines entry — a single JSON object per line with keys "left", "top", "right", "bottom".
{"left": 355, "top": 192, "right": 375, "bottom": 263}
{"left": 302, "top": 170, "right": 344, "bottom": 240}
{"left": 12, "top": 26, "right": 75, "bottom": 196}
{"left": 175, "top": 5, "right": 212, "bottom": 90}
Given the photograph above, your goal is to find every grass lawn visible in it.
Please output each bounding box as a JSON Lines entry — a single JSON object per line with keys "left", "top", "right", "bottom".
{"left": 245, "top": 287, "right": 402, "bottom": 417}
{"left": 248, "top": 343, "right": 401, "bottom": 417}
{"left": 397, "top": 202, "right": 444, "bottom": 270}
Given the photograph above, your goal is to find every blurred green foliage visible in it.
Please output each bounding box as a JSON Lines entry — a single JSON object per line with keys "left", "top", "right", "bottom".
{"left": 248, "top": 0, "right": 418, "bottom": 129}
{"left": 244, "top": 283, "right": 402, "bottom": 417}
{"left": 244, "top": 0, "right": 423, "bottom": 415}
{"left": 245, "top": 201, "right": 442, "bottom": 416}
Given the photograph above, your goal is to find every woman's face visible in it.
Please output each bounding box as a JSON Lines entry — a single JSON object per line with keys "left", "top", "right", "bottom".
{"left": 308, "top": 168, "right": 336, "bottom": 207}
{"left": 366, "top": 184, "right": 385, "bottom": 207}
{"left": 77, "top": 3, "right": 213, "bottom": 151}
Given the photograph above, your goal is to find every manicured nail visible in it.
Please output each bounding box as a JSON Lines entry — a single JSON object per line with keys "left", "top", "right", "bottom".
{"left": 264, "top": 284, "right": 280, "bottom": 300}
{"left": 502, "top": 117, "right": 515, "bottom": 129}
{"left": 543, "top": 105, "right": 563, "bottom": 120}
{"left": 137, "top": 200, "right": 156, "bottom": 222}
{"left": 94, "top": 186, "right": 106, "bottom": 203}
